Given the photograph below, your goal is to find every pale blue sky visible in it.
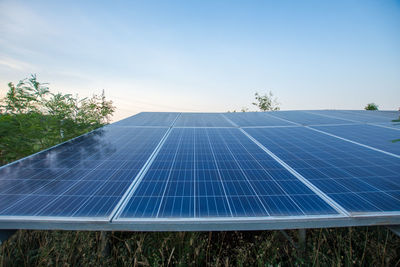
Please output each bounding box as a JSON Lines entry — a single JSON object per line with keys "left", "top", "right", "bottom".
{"left": 1, "top": 0, "right": 399, "bottom": 121}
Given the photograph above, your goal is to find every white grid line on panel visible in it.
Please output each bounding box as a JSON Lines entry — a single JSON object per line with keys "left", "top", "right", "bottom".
{"left": 220, "top": 113, "right": 239, "bottom": 127}
{"left": 306, "top": 127, "right": 400, "bottom": 159}
{"left": 303, "top": 110, "right": 361, "bottom": 123}
{"left": 368, "top": 123, "right": 400, "bottom": 131}
{"left": 219, "top": 113, "right": 237, "bottom": 127}
{"left": 34, "top": 130, "right": 156, "bottom": 217}
{"left": 155, "top": 130, "right": 185, "bottom": 218}
{"left": 239, "top": 128, "right": 351, "bottom": 217}
{"left": 110, "top": 128, "right": 175, "bottom": 221}
{"left": 341, "top": 110, "right": 398, "bottom": 121}
{"left": 0, "top": 126, "right": 105, "bottom": 171}
{"left": 224, "top": 130, "right": 308, "bottom": 215}
{"left": 204, "top": 130, "right": 234, "bottom": 217}
{"left": 265, "top": 113, "right": 302, "bottom": 126}
{"left": 303, "top": 110, "right": 399, "bottom": 129}
{"left": 0, "top": 129, "right": 135, "bottom": 216}
{"left": 215, "top": 129, "right": 271, "bottom": 216}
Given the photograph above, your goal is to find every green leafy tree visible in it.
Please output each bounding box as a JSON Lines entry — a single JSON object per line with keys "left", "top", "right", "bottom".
{"left": 252, "top": 91, "right": 280, "bottom": 111}
{"left": 0, "top": 75, "right": 115, "bottom": 165}
{"left": 365, "top": 103, "right": 378, "bottom": 110}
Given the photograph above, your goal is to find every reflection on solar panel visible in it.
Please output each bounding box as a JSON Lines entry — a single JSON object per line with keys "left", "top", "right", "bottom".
{"left": 0, "top": 110, "right": 399, "bottom": 231}
{"left": 113, "top": 112, "right": 179, "bottom": 126}
{"left": 0, "top": 127, "right": 168, "bottom": 219}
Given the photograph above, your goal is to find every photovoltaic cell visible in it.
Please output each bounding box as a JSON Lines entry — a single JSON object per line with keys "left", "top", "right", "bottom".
{"left": 0, "top": 126, "right": 167, "bottom": 218}
{"left": 113, "top": 112, "right": 179, "bottom": 126}
{"left": 244, "top": 127, "right": 400, "bottom": 213}
{"left": 224, "top": 112, "right": 294, "bottom": 127}
{"left": 311, "top": 124, "right": 400, "bottom": 155}
{"left": 174, "top": 113, "right": 234, "bottom": 127}
{"left": 118, "top": 128, "right": 337, "bottom": 219}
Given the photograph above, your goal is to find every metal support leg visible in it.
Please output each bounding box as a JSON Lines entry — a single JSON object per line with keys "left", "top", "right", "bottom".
{"left": 387, "top": 225, "right": 400, "bottom": 237}
{"left": 0, "top": 230, "right": 16, "bottom": 245}
{"left": 99, "top": 231, "right": 111, "bottom": 257}
{"left": 279, "top": 229, "right": 307, "bottom": 254}
{"left": 298, "top": 229, "right": 306, "bottom": 253}
{"left": 280, "top": 230, "right": 298, "bottom": 249}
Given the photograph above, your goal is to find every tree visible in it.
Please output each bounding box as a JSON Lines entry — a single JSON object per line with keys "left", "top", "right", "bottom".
{"left": 0, "top": 75, "right": 115, "bottom": 165}
{"left": 365, "top": 103, "right": 378, "bottom": 110}
{"left": 252, "top": 91, "right": 280, "bottom": 111}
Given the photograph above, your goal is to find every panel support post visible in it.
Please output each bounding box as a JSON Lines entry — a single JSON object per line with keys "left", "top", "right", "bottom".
{"left": 298, "top": 229, "right": 306, "bottom": 253}
{"left": 387, "top": 225, "right": 400, "bottom": 237}
{"left": 279, "top": 230, "right": 298, "bottom": 249}
{"left": 0, "top": 230, "right": 16, "bottom": 245}
{"left": 99, "top": 231, "right": 111, "bottom": 257}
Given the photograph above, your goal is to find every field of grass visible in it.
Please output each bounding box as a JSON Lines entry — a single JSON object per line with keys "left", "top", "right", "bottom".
{"left": 1, "top": 226, "right": 399, "bottom": 266}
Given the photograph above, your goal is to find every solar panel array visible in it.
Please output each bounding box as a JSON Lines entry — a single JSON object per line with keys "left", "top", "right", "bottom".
{"left": 0, "top": 110, "right": 399, "bottom": 231}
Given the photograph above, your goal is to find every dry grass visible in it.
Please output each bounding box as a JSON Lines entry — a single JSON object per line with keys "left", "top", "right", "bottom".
{"left": 1, "top": 226, "right": 399, "bottom": 266}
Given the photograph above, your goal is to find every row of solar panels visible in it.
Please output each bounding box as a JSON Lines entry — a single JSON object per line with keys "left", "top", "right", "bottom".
{"left": 114, "top": 110, "right": 399, "bottom": 127}
{"left": 0, "top": 110, "right": 399, "bottom": 231}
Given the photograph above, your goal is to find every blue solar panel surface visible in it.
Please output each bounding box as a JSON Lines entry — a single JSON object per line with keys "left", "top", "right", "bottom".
{"left": 310, "top": 110, "right": 399, "bottom": 123}
{"left": 0, "top": 110, "right": 399, "bottom": 231}
{"left": 113, "top": 112, "right": 179, "bottom": 126}
{"left": 244, "top": 127, "right": 400, "bottom": 213}
{"left": 344, "top": 110, "right": 399, "bottom": 120}
{"left": 311, "top": 124, "right": 400, "bottom": 156}
{"left": 267, "top": 111, "right": 353, "bottom": 125}
{"left": 118, "top": 128, "right": 337, "bottom": 219}
{"left": 0, "top": 127, "right": 167, "bottom": 218}
{"left": 174, "top": 113, "right": 234, "bottom": 127}
{"left": 224, "top": 112, "right": 295, "bottom": 127}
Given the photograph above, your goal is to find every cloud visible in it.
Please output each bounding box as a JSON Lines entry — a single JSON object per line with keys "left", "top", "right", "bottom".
{"left": 0, "top": 56, "right": 34, "bottom": 71}
{"left": 0, "top": 1, "right": 58, "bottom": 37}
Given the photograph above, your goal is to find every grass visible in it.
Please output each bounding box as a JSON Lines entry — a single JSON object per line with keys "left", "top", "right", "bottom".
{"left": 1, "top": 227, "right": 399, "bottom": 266}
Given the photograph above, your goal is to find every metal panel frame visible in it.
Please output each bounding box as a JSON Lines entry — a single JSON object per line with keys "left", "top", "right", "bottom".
{"left": 0, "top": 214, "right": 399, "bottom": 231}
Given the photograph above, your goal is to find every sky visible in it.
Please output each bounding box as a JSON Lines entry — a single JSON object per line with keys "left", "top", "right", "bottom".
{"left": 0, "top": 0, "right": 399, "bottom": 121}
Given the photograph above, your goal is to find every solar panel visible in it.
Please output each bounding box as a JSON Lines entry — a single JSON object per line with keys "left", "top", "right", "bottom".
{"left": 113, "top": 112, "right": 180, "bottom": 126}
{"left": 116, "top": 128, "right": 337, "bottom": 220}
{"left": 0, "top": 126, "right": 168, "bottom": 219}
{"left": 311, "top": 124, "right": 400, "bottom": 155}
{"left": 224, "top": 112, "right": 295, "bottom": 127}
{"left": 264, "top": 111, "right": 353, "bottom": 125}
{"left": 244, "top": 127, "right": 400, "bottom": 213}
{"left": 0, "top": 110, "right": 399, "bottom": 231}
{"left": 309, "top": 110, "right": 399, "bottom": 124}
{"left": 345, "top": 110, "right": 399, "bottom": 120}
{"left": 174, "top": 113, "right": 234, "bottom": 127}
